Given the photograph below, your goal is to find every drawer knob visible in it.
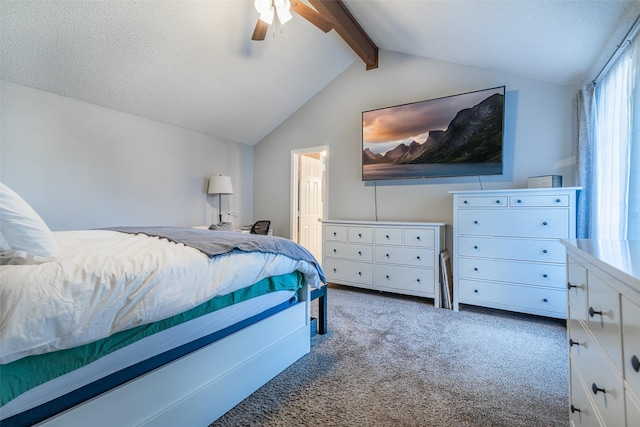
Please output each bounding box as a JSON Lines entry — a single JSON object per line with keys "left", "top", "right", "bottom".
{"left": 591, "top": 383, "right": 606, "bottom": 395}
{"left": 495, "top": 199, "right": 500, "bottom": 204}
{"left": 416, "top": 256, "right": 421, "bottom": 260}
{"left": 542, "top": 274, "right": 548, "bottom": 278}
{"left": 333, "top": 232, "right": 337, "bottom": 236}
{"left": 632, "top": 355, "right": 640, "bottom": 372}
{"left": 473, "top": 245, "right": 479, "bottom": 250}
{"left": 358, "top": 272, "right": 362, "bottom": 276}
{"left": 333, "top": 268, "right": 337, "bottom": 273}
{"left": 474, "top": 267, "right": 479, "bottom": 271}
{"left": 570, "top": 404, "right": 581, "bottom": 414}
{"left": 463, "top": 200, "right": 469, "bottom": 204}
{"left": 567, "top": 282, "right": 578, "bottom": 289}
{"left": 385, "top": 235, "right": 390, "bottom": 239}
{"left": 588, "top": 307, "right": 603, "bottom": 318}
{"left": 543, "top": 298, "right": 548, "bottom": 303}
{"left": 333, "top": 249, "right": 337, "bottom": 253}
{"left": 542, "top": 249, "right": 548, "bottom": 254}
{"left": 569, "top": 338, "right": 580, "bottom": 347}
{"left": 556, "top": 198, "right": 561, "bottom": 203}
{"left": 517, "top": 199, "right": 522, "bottom": 204}
{"left": 358, "top": 233, "right": 362, "bottom": 238}
{"left": 474, "top": 289, "right": 479, "bottom": 293}
{"left": 386, "top": 275, "right": 390, "bottom": 279}
{"left": 473, "top": 220, "right": 479, "bottom": 225}
{"left": 386, "top": 253, "right": 390, "bottom": 258}
{"left": 358, "top": 251, "right": 362, "bottom": 256}
{"left": 542, "top": 221, "right": 549, "bottom": 226}
{"left": 416, "top": 278, "right": 421, "bottom": 283}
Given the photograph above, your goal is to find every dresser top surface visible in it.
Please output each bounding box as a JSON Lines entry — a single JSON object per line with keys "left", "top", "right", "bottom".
{"left": 323, "top": 220, "right": 446, "bottom": 227}
{"left": 449, "top": 187, "right": 582, "bottom": 195}
{"left": 562, "top": 239, "right": 640, "bottom": 290}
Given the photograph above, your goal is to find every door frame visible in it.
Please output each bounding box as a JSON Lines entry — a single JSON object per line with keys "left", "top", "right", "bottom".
{"left": 290, "top": 146, "right": 329, "bottom": 245}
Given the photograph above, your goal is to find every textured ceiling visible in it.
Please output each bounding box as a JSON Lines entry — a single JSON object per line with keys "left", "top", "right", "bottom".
{"left": 2, "top": 1, "right": 639, "bottom": 145}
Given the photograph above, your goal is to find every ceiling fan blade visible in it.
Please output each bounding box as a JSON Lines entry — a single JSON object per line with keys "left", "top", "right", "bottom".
{"left": 290, "top": 1, "right": 334, "bottom": 33}
{"left": 251, "top": 19, "right": 269, "bottom": 41}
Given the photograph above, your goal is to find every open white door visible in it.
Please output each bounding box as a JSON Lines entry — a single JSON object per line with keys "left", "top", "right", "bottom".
{"left": 298, "top": 153, "right": 324, "bottom": 261}
{"left": 291, "top": 148, "right": 327, "bottom": 261}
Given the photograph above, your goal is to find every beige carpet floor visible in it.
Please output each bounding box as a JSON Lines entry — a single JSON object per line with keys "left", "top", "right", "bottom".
{"left": 211, "top": 284, "right": 568, "bottom": 427}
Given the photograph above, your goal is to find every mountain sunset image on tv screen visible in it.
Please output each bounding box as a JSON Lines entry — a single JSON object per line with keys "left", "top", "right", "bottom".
{"left": 362, "top": 86, "right": 505, "bottom": 181}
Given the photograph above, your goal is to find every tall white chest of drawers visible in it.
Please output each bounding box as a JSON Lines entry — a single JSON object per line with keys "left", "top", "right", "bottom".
{"left": 322, "top": 220, "right": 445, "bottom": 306}
{"left": 450, "top": 187, "right": 580, "bottom": 318}
{"left": 562, "top": 240, "right": 640, "bottom": 427}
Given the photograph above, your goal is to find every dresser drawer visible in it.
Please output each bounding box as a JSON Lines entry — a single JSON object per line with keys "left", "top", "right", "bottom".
{"left": 458, "top": 209, "right": 570, "bottom": 238}
{"left": 626, "top": 388, "right": 640, "bottom": 427}
{"left": 568, "top": 255, "right": 589, "bottom": 323}
{"left": 458, "top": 279, "right": 566, "bottom": 316}
{"left": 579, "top": 339, "right": 625, "bottom": 427}
{"left": 568, "top": 315, "right": 597, "bottom": 377}
{"left": 622, "top": 296, "right": 640, "bottom": 396}
{"left": 324, "top": 225, "right": 347, "bottom": 241}
{"left": 404, "top": 227, "right": 435, "bottom": 248}
{"left": 323, "top": 258, "right": 373, "bottom": 286}
{"left": 458, "top": 257, "right": 566, "bottom": 288}
{"left": 570, "top": 362, "right": 602, "bottom": 427}
{"left": 374, "top": 227, "right": 403, "bottom": 245}
{"left": 458, "top": 236, "right": 566, "bottom": 263}
{"left": 509, "top": 194, "right": 569, "bottom": 207}
{"left": 587, "top": 270, "right": 623, "bottom": 374}
{"left": 569, "top": 291, "right": 625, "bottom": 427}
{"left": 348, "top": 227, "right": 373, "bottom": 244}
{"left": 324, "top": 242, "right": 373, "bottom": 262}
{"left": 375, "top": 264, "right": 435, "bottom": 295}
{"left": 375, "top": 246, "right": 435, "bottom": 268}
{"left": 458, "top": 195, "right": 508, "bottom": 207}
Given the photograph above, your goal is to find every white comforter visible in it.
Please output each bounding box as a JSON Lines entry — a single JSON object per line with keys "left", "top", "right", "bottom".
{"left": 0, "top": 230, "right": 321, "bottom": 364}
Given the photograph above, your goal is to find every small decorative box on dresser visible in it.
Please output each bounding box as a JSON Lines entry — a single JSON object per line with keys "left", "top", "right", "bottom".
{"left": 322, "top": 220, "right": 445, "bottom": 307}
{"left": 450, "top": 187, "right": 581, "bottom": 318}
{"left": 561, "top": 240, "right": 640, "bottom": 427}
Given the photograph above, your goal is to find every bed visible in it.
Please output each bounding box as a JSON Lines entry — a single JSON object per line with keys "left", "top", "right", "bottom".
{"left": 0, "top": 184, "right": 324, "bottom": 426}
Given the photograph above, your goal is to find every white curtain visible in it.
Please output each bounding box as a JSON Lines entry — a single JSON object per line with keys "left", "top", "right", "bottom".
{"left": 576, "top": 86, "right": 594, "bottom": 238}
{"left": 587, "top": 34, "right": 640, "bottom": 240}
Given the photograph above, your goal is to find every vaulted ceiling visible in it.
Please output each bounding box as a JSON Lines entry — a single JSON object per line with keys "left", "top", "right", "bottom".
{"left": 2, "top": 1, "right": 639, "bottom": 145}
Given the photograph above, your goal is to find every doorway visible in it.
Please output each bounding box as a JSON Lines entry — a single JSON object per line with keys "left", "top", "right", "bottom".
{"left": 291, "top": 147, "right": 328, "bottom": 262}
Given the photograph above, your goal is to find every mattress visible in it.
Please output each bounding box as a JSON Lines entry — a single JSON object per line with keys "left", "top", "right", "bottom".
{"left": 1, "top": 230, "right": 322, "bottom": 363}
{"left": 0, "top": 229, "right": 323, "bottom": 423}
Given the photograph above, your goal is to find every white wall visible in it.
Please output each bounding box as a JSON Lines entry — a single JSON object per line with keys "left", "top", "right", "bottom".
{"left": 0, "top": 81, "right": 253, "bottom": 231}
{"left": 254, "top": 50, "right": 578, "bottom": 239}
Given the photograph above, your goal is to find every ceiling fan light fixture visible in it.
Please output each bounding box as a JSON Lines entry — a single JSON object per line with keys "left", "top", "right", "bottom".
{"left": 275, "top": 0, "right": 293, "bottom": 25}
{"left": 259, "top": 7, "right": 275, "bottom": 24}
{"left": 254, "top": 0, "right": 275, "bottom": 24}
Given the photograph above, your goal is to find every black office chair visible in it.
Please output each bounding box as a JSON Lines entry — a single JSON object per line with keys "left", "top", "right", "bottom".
{"left": 250, "top": 220, "right": 271, "bottom": 235}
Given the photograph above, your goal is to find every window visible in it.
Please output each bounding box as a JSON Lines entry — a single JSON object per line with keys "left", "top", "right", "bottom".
{"left": 579, "top": 30, "right": 640, "bottom": 240}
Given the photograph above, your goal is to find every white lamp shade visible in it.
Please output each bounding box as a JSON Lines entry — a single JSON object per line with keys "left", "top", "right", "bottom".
{"left": 255, "top": 0, "right": 275, "bottom": 24}
{"left": 259, "top": 6, "right": 275, "bottom": 24}
{"left": 274, "top": 0, "right": 292, "bottom": 24}
{"left": 275, "top": 6, "right": 292, "bottom": 25}
{"left": 207, "top": 175, "right": 233, "bottom": 195}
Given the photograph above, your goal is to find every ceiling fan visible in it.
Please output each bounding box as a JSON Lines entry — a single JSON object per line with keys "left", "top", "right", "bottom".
{"left": 251, "top": 0, "right": 335, "bottom": 41}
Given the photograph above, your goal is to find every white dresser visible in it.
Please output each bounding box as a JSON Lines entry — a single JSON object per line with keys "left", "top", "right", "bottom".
{"left": 322, "top": 220, "right": 445, "bottom": 306}
{"left": 561, "top": 240, "right": 640, "bottom": 427}
{"left": 450, "top": 187, "right": 580, "bottom": 318}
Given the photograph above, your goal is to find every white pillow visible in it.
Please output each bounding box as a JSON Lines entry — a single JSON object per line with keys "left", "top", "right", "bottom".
{"left": 208, "top": 222, "right": 234, "bottom": 231}
{"left": 0, "top": 183, "right": 57, "bottom": 263}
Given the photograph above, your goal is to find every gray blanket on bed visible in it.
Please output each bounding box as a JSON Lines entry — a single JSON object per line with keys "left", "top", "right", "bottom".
{"left": 103, "top": 226, "right": 325, "bottom": 283}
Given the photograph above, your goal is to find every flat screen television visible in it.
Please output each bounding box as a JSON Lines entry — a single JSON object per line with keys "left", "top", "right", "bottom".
{"left": 362, "top": 86, "right": 505, "bottom": 181}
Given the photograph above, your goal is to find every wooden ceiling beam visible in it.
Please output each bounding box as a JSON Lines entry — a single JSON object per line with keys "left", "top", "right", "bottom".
{"left": 309, "top": 0, "right": 379, "bottom": 70}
